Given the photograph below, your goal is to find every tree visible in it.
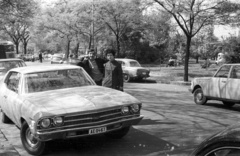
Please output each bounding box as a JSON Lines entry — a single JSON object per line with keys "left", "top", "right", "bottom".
{"left": 0, "top": 0, "right": 38, "bottom": 53}
{"left": 98, "top": 0, "right": 141, "bottom": 57}
{"left": 153, "top": 0, "right": 233, "bottom": 81}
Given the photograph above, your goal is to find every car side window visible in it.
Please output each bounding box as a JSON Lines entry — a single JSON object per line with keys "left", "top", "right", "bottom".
{"left": 215, "top": 66, "right": 231, "bottom": 78}
{"left": 5, "top": 72, "right": 20, "bottom": 93}
{"left": 230, "top": 66, "right": 240, "bottom": 79}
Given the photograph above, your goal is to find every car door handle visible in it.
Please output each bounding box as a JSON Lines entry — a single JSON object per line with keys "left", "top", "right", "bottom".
{"left": 3, "top": 95, "right": 7, "bottom": 98}
{"left": 222, "top": 81, "right": 226, "bottom": 83}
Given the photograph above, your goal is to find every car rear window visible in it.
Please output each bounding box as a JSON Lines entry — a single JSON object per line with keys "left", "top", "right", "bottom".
{"left": 130, "top": 61, "right": 141, "bottom": 67}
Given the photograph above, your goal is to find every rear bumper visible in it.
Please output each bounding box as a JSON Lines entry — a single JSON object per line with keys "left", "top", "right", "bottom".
{"left": 35, "top": 115, "right": 143, "bottom": 141}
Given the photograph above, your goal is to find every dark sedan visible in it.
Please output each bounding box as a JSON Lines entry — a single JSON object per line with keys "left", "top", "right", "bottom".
{"left": 190, "top": 124, "right": 240, "bottom": 156}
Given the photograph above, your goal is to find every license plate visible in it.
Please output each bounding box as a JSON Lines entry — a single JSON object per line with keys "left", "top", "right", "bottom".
{"left": 89, "top": 127, "right": 107, "bottom": 135}
{"left": 142, "top": 72, "right": 146, "bottom": 75}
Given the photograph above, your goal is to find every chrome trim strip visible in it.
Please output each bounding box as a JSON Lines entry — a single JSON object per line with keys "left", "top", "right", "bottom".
{"left": 64, "top": 112, "right": 122, "bottom": 123}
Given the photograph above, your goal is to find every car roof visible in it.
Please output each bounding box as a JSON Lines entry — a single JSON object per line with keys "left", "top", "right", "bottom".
{"left": 115, "top": 58, "right": 138, "bottom": 62}
{"left": 0, "top": 58, "right": 23, "bottom": 62}
{"left": 9, "top": 65, "right": 81, "bottom": 74}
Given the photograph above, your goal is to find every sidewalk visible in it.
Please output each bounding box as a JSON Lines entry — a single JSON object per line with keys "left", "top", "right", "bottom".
{"left": 0, "top": 128, "right": 19, "bottom": 156}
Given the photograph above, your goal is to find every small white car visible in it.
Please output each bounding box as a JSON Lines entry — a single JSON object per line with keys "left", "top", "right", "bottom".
{"left": 190, "top": 64, "right": 240, "bottom": 107}
{"left": 116, "top": 58, "right": 150, "bottom": 82}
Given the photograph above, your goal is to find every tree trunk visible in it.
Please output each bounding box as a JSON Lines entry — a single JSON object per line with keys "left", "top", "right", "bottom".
{"left": 88, "top": 35, "right": 92, "bottom": 50}
{"left": 65, "top": 40, "right": 71, "bottom": 59}
{"left": 24, "top": 42, "right": 27, "bottom": 54}
{"left": 116, "top": 35, "right": 120, "bottom": 57}
{"left": 15, "top": 42, "right": 19, "bottom": 54}
{"left": 184, "top": 36, "right": 191, "bottom": 82}
{"left": 196, "top": 56, "right": 199, "bottom": 63}
{"left": 75, "top": 42, "right": 79, "bottom": 57}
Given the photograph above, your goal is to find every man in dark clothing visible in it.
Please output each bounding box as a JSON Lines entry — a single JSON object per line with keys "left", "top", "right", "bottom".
{"left": 102, "top": 49, "right": 123, "bottom": 91}
{"left": 39, "top": 52, "right": 43, "bottom": 63}
{"left": 81, "top": 49, "right": 106, "bottom": 86}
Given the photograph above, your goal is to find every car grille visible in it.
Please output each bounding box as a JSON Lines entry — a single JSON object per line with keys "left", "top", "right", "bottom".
{"left": 37, "top": 108, "right": 138, "bottom": 131}
{"left": 64, "top": 109, "right": 122, "bottom": 127}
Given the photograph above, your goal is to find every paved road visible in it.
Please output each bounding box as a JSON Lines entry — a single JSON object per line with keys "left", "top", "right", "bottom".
{"left": 1, "top": 61, "right": 240, "bottom": 156}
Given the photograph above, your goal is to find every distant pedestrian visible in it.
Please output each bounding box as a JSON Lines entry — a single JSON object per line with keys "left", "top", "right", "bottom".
{"left": 102, "top": 48, "right": 123, "bottom": 91}
{"left": 39, "top": 52, "right": 43, "bottom": 63}
{"left": 80, "top": 49, "right": 107, "bottom": 86}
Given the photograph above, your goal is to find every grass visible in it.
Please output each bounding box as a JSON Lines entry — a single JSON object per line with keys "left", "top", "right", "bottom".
{"left": 144, "top": 61, "right": 219, "bottom": 84}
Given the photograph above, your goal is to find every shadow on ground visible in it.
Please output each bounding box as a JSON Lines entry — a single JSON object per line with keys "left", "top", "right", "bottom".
{"left": 43, "top": 125, "right": 176, "bottom": 156}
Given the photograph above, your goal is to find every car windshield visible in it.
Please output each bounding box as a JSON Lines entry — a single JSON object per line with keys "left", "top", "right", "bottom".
{"left": 0, "top": 61, "right": 26, "bottom": 75}
{"left": 129, "top": 61, "right": 141, "bottom": 67}
{"left": 24, "top": 68, "right": 94, "bottom": 93}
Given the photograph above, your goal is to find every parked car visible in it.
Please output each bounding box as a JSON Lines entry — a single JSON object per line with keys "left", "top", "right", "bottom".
{"left": 16, "top": 54, "right": 25, "bottom": 60}
{"left": 32, "top": 53, "right": 39, "bottom": 61}
{"left": 50, "top": 53, "right": 64, "bottom": 64}
{"left": 0, "top": 65, "right": 143, "bottom": 155}
{"left": 0, "top": 58, "right": 26, "bottom": 78}
{"left": 189, "top": 124, "right": 240, "bottom": 156}
{"left": 24, "top": 54, "right": 34, "bottom": 61}
{"left": 116, "top": 58, "right": 150, "bottom": 82}
{"left": 63, "top": 57, "right": 81, "bottom": 65}
{"left": 189, "top": 64, "right": 240, "bottom": 107}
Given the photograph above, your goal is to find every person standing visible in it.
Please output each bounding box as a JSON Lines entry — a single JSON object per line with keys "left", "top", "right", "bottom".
{"left": 39, "top": 52, "right": 43, "bottom": 63}
{"left": 81, "top": 49, "right": 106, "bottom": 86}
{"left": 102, "top": 49, "right": 123, "bottom": 91}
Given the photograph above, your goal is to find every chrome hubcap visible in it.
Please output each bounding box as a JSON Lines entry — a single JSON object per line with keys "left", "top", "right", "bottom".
{"left": 26, "top": 128, "right": 39, "bottom": 148}
{"left": 196, "top": 91, "right": 203, "bottom": 102}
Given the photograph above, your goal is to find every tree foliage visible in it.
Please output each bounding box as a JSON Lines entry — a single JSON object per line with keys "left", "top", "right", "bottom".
{"left": 153, "top": 0, "right": 236, "bottom": 81}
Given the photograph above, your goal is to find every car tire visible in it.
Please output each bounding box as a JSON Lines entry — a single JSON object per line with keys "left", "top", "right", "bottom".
{"left": 222, "top": 101, "right": 235, "bottom": 108}
{"left": 123, "top": 74, "right": 131, "bottom": 82}
{"left": 193, "top": 88, "right": 207, "bottom": 105}
{"left": 21, "top": 121, "right": 46, "bottom": 156}
{"left": 1, "top": 112, "right": 11, "bottom": 123}
{"left": 104, "top": 126, "right": 130, "bottom": 139}
{"left": 192, "top": 141, "right": 239, "bottom": 156}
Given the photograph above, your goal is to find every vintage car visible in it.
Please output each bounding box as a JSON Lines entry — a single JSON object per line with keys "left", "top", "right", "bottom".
{"left": 50, "top": 53, "right": 64, "bottom": 64}
{"left": 0, "top": 65, "right": 143, "bottom": 155}
{"left": 0, "top": 58, "right": 26, "bottom": 78}
{"left": 189, "top": 64, "right": 240, "bottom": 107}
{"left": 116, "top": 58, "right": 150, "bottom": 82}
{"left": 190, "top": 124, "right": 240, "bottom": 156}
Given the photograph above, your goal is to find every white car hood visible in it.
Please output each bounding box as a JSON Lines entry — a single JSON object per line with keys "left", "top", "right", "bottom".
{"left": 23, "top": 86, "right": 140, "bottom": 114}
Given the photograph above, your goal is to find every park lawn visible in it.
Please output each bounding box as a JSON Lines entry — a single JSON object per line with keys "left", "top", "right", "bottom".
{"left": 146, "top": 63, "right": 218, "bottom": 84}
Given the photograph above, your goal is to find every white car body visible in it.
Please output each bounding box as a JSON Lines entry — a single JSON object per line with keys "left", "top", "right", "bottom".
{"left": 0, "top": 65, "right": 143, "bottom": 155}
{"left": 190, "top": 64, "right": 240, "bottom": 107}
{"left": 116, "top": 58, "right": 150, "bottom": 82}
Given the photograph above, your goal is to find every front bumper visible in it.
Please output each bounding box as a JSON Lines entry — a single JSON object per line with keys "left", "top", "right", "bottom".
{"left": 35, "top": 115, "right": 143, "bottom": 141}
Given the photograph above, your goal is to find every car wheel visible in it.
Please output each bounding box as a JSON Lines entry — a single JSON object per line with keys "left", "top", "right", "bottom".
{"left": 21, "top": 121, "right": 46, "bottom": 156}
{"left": 104, "top": 126, "right": 130, "bottom": 139}
{"left": 1, "top": 112, "right": 11, "bottom": 123}
{"left": 123, "top": 74, "right": 131, "bottom": 82}
{"left": 222, "top": 101, "right": 235, "bottom": 108}
{"left": 192, "top": 142, "right": 239, "bottom": 156}
{"left": 193, "top": 88, "right": 207, "bottom": 105}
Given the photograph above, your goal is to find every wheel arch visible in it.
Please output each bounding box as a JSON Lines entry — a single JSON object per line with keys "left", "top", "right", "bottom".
{"left": 192, "top": 85, "right": 202, "bottom": 93}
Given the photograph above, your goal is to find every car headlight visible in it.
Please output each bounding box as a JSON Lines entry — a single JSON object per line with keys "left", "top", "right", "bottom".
{"left": 53, "top": 116, "right": 63, "bottom": 126}
{"left": 121, "top": 106, "right": 129, "bottom": 115}
{"left": 131, "top": 104, "right": 140, "bottom": 113}
{"left": 40, "top": 118, "right": 51, "bottom": 128}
